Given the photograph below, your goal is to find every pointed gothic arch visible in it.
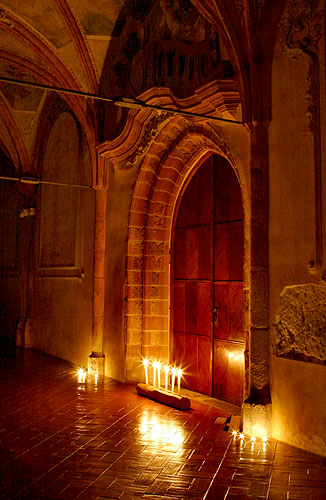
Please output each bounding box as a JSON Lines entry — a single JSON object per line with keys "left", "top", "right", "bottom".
{"left": 124, "top": 116, "right": 249, "bottom": 396}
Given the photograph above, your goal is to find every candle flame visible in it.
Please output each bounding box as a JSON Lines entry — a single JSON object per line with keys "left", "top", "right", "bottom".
{"left": 77, "top": 368, "right": 84, "bottom": 383}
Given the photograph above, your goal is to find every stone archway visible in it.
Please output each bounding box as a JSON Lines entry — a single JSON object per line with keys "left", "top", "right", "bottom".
{"left": 124, "top": 116, "right": 249, "bottom": 390}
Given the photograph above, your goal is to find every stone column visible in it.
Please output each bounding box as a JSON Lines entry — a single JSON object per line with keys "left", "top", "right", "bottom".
{"left": 243, "top": 121, "right": 272, "bottom": 438}
{"left": 16, "top": 207, "right": 35, "bottom": 348}
{"left": 88, "top": 183, "right": 107, "bottom": 376}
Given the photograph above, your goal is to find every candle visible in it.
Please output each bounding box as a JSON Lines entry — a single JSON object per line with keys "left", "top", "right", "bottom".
{"left": 157, "top": 362, "right": 162, "bottom": 388}
{"left": 153, "top": 361, "right": 157, "bottom": 386}
{"left": 78, "top": 368, "right": 83, "bottom": 383}
{"left": 95, "top": 374, "right": 98, "bottom": 385}
{"left": 171, "top": 367, "right": 177, "bottom": 392}
{"left": 143, "top": 359, "right": 149, "bottom": 385}
{"left": 177, "top": 368, "right": 182, "bottom": 393}
{"left": 164, "top": 365, "right": 169, "bottom": 390}
{"left": 82, "top": 371, "right": 86, "bottom": 384}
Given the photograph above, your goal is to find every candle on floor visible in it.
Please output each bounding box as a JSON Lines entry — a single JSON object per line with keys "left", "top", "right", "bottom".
{"left": 153, "top": 361, "right": 157, "bottom": 386}
{"left": 143, "top": 358, "right": 149, "bottom": 385}
{"left": 171, "top": 367, "right": 177, "bottom": 392}
{"left": 78, "top": 368, "right": 83, "bottom": 383}
{"left": 164, "top": 365, "right": 169, "bottom": 390}
{"left": 157, "top": 362, "right": 162, "bottom": 388}
{"left": 177, "top": 368, "right": 182, "bottom": 393}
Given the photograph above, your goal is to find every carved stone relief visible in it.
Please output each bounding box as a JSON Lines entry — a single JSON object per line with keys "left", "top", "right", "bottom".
{"left": 274, "top": 284, "right": 326, "bottom": 364}
{"left": 124, "top": 112, "right": 171, "bottom": 168}
{"left": 280, "top": 0, "right": 322, "bottom": 54}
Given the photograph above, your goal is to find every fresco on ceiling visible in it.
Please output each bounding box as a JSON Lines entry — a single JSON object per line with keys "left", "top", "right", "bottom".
{"left": 100, "top": 0, "right": 234, "bottom": 140}
{"left": 70, "top": 0, "right": 123, "bottom": 36}
{"left": 1, "top": 0, "right": 70, "bottom": 48}
{"left": 0, "top": 65, "right": 44, "bottom": 111}
{"left": 0, "top": 83, "right": 44, "bottom": 111}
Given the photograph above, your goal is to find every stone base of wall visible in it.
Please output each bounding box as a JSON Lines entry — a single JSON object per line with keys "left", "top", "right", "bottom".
{"left": 242, "top": 401, "right": 272, "bottom": 438}
{"left": 88, "top": 353, "right": 105, "bottom": 376}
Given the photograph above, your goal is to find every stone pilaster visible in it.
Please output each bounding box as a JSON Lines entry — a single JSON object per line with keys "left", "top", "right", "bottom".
{"left": 243, "top": 121, "right": 272, "bottom": 436}
{"left": 88, "top": 165, "right": 107, "bottom": 375}
{"left": 16, "top": 207, "right": 35, "bottom": 348}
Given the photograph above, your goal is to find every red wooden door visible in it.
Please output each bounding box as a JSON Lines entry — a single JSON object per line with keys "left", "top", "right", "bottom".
{"left": 172, "top": 155, "right": 244, "bottom": 405}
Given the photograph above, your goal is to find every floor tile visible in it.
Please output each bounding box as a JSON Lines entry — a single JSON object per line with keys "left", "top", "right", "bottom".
{"left": 0, "top": 349, "right": 326, "bottom": 500}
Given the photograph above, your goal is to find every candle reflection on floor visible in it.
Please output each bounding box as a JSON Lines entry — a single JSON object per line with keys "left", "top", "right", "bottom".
{"left": 139, "top": 413, "right": 185, "bottom": 446}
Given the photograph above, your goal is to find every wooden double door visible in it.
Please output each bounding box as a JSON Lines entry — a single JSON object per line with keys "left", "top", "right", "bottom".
{"left": 172, "top": 155, "right": 244, "bottom": 405}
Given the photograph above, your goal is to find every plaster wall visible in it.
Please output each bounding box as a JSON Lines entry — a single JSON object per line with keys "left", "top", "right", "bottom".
{"left": 0, "top": 183, "right": 20, "bottom": 339}
{"left": 269, "top": 30, "right": 326, "bottom": 453}
{"left": 32, "top": 113, "right": 95, "bottom": 368}
{"left": 103, "top": 162, "right": 139, "bottom": 381}
{"left": 271, "top": 356, "right": 326, "bottom": 456}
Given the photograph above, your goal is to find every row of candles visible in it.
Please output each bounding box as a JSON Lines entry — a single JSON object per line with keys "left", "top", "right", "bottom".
{"left": 231, "top": 430, "right": 268, "bottom": 450}
{"left": 232, "top": 430, "right": 268, "bottom": 443}
{"left": 77, "top": 368, "right": 98, "bottom": 385}
{"left": 143, "top": 359, "right": 183, "bottom": 392}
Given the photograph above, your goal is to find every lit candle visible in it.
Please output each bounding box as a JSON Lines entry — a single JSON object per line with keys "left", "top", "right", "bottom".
{"left": 153, "top": 361, "right": 157, "bottom": 386}
{"left": 157, "top": 362, "right": 162, "bottom": 388}
{"left": 177, "top": 368, "right": 182, "bottom": 393}
{"left": 232, "top": 430, "right": 238, "bottom": 438}
{"left": 164, "top": 365, "right": 169, "bottom": 390}
{"left": 171, "top": 367, "right": 177, "bottom": 392}
{"left": 82, "top": 371, "right": 86, "bottom": 384}
{"left": 143, "top": 358, "right": 149, "bottom": 385}
{"left": 78, "top": 368, "right": 83, "bottom": 383}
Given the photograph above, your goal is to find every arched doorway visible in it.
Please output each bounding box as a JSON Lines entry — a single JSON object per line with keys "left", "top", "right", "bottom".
{"left": 172, "top": 154, "right": 244, "bottom": 405}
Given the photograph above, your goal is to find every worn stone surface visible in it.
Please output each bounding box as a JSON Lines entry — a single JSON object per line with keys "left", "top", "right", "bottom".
{"left": 274, "top": 284, "right": 326, "bottom": 362}
{"left": 242, "top": 402, "right": 272, "bottom": 438}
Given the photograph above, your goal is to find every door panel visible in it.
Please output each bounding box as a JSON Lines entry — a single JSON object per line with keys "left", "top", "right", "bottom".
{"left": 214, "top": 283, "right": 244, "bottom": 341}
{"left": 184, "top": 333, "right": 198, "bottom": 390}
{"left": 174, "top": 332, "right": 212, "bottom": 394}
{"left": 213, "top": 340, "right": 245, "bottom": 405}
{"left": 174, "top": 226, "right": 212, "bottom": 280}
{"left": 177, "top": 161, "right": 213, "bottom": 227}
{"left": 214, "top": 223, "right": 244, "bottom": 281}
{"left": 197, "top": 336, "right": 212, "bottom": 394}
{"left": 229, "top": 223, "right": 244, "bottom": 281}
{"left": 173, "top": 155, "right": 244, "bottom": 405}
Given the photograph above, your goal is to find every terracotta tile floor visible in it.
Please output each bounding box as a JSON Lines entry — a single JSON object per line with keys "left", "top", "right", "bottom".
{"left": 0, "top": 350, "right": 325, "bottom": 500}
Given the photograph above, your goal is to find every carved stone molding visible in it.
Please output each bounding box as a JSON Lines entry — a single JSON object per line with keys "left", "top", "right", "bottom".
{"left": 97, "top": 81, "right": 240, "bottom": 171}
{"left": 124, "top": 111, "right": 172, "bottom": 168}
{"left": 0, "top": 8, "right": 13, "bottom": 27}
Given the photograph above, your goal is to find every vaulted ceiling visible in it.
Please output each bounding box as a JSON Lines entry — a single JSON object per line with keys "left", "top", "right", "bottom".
{"left": 0, "top": 0, "right": 287, "bottom": 173}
